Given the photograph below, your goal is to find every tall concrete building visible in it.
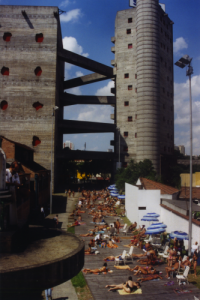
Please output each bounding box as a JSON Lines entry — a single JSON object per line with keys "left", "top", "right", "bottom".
{"left": 112, "top": 0, "right": 174, "bottom": 173}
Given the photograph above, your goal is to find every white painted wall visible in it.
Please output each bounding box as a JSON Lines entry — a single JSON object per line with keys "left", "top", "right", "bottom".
{"left": 125, "top": 182, "right": 200, "bottom": 249}
{"left": 125, "top": 183, "right": 160, "bottom": 226}
{"left": 161, "top": 206, "right": 200, "bottom": 249}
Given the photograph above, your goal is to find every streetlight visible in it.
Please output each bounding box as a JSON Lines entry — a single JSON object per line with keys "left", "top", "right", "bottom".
{"left": 50, "top": 106, "right": 59, "bottom": 215}
{"left": 175, "top": 55, "right": 193, "bottom": 256}
{"left": 116, "top": 128, "right": 121, "bottom": 169}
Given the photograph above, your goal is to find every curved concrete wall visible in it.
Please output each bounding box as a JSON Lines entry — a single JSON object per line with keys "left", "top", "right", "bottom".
{"left": 136, "top": 0, "right": 160, "bottom": 173}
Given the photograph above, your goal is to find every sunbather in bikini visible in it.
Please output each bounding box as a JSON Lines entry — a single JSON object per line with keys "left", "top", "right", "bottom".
{"left": 105, "top": 276, "right": 141, "bottom": 292}
{"left": 107, "top": 239, "right": 118, "bottom": 248}
{"left": 80, "top": 232, "right": 94, "bottom": 237}
{"left": 165, "top": 257, "right": 179, "bottom": 278}
{"left": 83, "top": 263, "right": 109, "bottom": 274}
{"left": 132, "top": 265, "right": 157, "bottom": 275}
{"left": 84, "top": 244, "right": 93, "bottom": 254}
{"left": 137, "top": 274, "right": 162, "bottom": 282}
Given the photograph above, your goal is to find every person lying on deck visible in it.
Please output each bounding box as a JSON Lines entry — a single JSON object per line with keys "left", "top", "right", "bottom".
{"left": 68, "top": 219, "right": 79, "bottom": 228}
{"left": 80, "top": 232, "right": 94, "bottom": 237}
{"left": 107, "top": 238, "right": 118, "bottom": 248}
{"left": 132, "top": 265, "right": 157, "bottom": 275}
{"left": 105, "top": 276, "right": 141, "bottom": 292}
{"left": 103, "top": 255, "right": 122, "bottom": 261}
{"left": 83, "top": 262, "right": 109, "bottom": 274}
{"left": 137, "top": 274, "right": 162, "bottom": 282}
{"left": 84, "top": 244, "right": 94, "bottom": 254}
{"left": 137, "top": 250, "right": 157, "bottom": 265}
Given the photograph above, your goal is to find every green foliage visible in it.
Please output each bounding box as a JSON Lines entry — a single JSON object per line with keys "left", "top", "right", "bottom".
{"left": 71, "top": 272, "right": 87, "bottom": 288}
{"left": 115, "top": 159, "right": 156, "bottom": 190}
{"left": 67, "top": 226, "right": 75, "bottom": 234}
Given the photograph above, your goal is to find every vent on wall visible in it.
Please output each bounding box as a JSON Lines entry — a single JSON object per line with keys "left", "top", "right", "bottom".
{"left": 1, "top": 100, "right": 8, "bottom": 110}
{"left": 33, "top": 102, "right": 43, "bottom": 111}
{"left": 1, "top": 67, "right": 9, "bottom": 76}
{"left": 32, "top": 136, "right": 41, "bottom": 146}
{"left": 34, "top": 66, "right": 42, "bottom": 76}
{"left": 3, "top": 32, "right": 12, "bottom": 42}
{"left": 35, "top": 33, "right": 44, "bottom": 43}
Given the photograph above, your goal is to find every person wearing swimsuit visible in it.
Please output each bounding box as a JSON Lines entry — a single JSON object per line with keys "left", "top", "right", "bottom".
{"left": 193, "top": 250, "right": 198, "bottom": 277}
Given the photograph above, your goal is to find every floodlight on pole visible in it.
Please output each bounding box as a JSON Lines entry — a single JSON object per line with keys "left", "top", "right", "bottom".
{"left": 175, "top": 55, "right": 193, "bottom": 256}
{"left": 50, "top": 106, "right": 59, "bottom": 215}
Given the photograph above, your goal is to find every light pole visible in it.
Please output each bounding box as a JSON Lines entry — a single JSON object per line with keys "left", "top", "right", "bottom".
{"left": 175, "top": 55, "right": 193, "bottom": 255}
{"left": 116, "top": 128, "right": 121, "bottom": 169}
{"left": 50, "top": 106, "right": 59, "bottom": 215}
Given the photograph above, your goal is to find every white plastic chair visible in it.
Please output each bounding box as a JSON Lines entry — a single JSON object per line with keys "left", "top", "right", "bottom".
{"left": 115, "top": 250, "right": 126, "bottom": 265}
{"left": 159, "top": 245, "right": 169, "bottom": 258}
{"left": 126, "top": 246, "right": 134, "bottom": 262}
{"left": 176, "top": 266, "right": 190, "bottom": 285}
{"left": 120, "top": 223, "right": 127, "bottom": 232}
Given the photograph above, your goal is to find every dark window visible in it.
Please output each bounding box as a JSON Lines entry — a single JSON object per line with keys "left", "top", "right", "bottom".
{"left": 124, "top": 73, "right": 129, "bottom": 78}
{"left": 124, "top": 132, "right": 128, "bottom": 137}
{"left": 167, "top": 92, "right": 169, "bottom": 97}
{"left": 135, "top": 133, "right": 137, "bottom": 138}
{"left": 165, "top": 62, "right": 167, "bottom": 68}
{"left": 161, "top": 27, "right": 163, "bottom": 33}
{"left": 124, "top": 101, "right": 129, "bottom": 106}
{"left": 135, "top": 74, "right": 137, "bottom": 79}
{"left": 128, "top": 18, "right": 132, "bottom": 23}
{"left": 128, "top": 43, "right": 133, "bottom": 49}
{"left": 163, "top": 104, "right": 165, "bottom": 109}
{"left": 167, "top": 76, "right": 169, "bottom": 81}
{"left": 160, "top": 57, "right": 163, "bottom": 62}
{"left": 128, "top": 85, "right": 132, "bottom": 90}
{"left": 135, "top": 88, "right": 137, "bottom": 93}
{"left": 164, "top": 146, "right": 166, "bottom": 152}
{"left": 163, "top": 117, "right": 165, "bottom": 122}
{"left": 128, "top": 116, "right": 132, "bottom": 122}
{"left": 138, "top": 207, "right": 146, "bottom": 210}
{"left": 127, "top": 29, "right": 131, "bottom": 34}
{"left": 163, "top": 88, "right": 165, "bottom": 93}
{"left": 135, "top": 114, "right": 137, "bottom": 119}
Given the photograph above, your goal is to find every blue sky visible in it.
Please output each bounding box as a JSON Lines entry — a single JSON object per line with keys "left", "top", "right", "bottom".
{"left": 2, "top": 0, "right": 200, "bottom": 155}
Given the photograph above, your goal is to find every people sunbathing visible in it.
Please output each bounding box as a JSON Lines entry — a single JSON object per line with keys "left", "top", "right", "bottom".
{"left": 107, "top": 239, "right": 118, "bottom": 248}
{"left": 165, "top": 257, "right": 180, "bottom": 278}
{"left": 137, "top": 274, "right": 162, "bottom": 282}
{"left": 132, "top": 265, "right": 157, "bottom": 275}
{"left": 105, "top": 276, "right": 141, "bottom": 292}
{"left": 83, "top": 263, "right": 109, "bottom": 274}
{"left": 84, "top": 244, "right": 94, "bottom": 254}
{"left": 68, "top": 219, "right": 79, "bottom": 228}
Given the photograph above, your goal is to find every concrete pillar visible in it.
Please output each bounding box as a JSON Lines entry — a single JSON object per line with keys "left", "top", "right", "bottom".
{"left": 136, "top": 0, "right": 160, "bottom": 174}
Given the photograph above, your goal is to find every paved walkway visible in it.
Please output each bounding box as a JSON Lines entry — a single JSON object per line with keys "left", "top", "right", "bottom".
{"left": 42, "top": 193, "right": 79, "bottom": 300}
{"left": 75, "top": 198, "right": 200, "bottom": 300}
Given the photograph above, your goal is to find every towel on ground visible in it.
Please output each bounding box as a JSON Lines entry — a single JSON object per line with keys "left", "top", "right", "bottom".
{"left": 118, "top": 288, "right": 142, "bottom": 295}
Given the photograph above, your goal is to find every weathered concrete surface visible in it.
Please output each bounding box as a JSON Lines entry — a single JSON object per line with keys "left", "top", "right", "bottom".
{"left": 0, "top": 193, "right": 84, "bottom": 299}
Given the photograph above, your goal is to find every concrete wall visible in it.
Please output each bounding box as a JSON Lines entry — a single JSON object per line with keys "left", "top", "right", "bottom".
{"left": 0, "top": 6, "right": 63, "bottom": 192}
{"left": 125, "top": 182, "right": 161, "bottom": 226}
{"left": 160, "top": 206, "right": 200, "bottom": 249}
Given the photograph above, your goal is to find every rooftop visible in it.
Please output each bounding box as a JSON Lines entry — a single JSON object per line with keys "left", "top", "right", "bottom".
{"left": 139, "top": 177, "right": 179, "bottom": 195}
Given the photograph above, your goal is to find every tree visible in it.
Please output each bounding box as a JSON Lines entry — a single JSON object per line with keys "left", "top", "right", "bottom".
{"left": 115, "top": 159, "right": 156, "bottom": 190}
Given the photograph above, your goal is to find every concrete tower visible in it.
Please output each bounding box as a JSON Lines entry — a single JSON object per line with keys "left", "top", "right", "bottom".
{"left": 113, "top": 0, "right": 174, "bottom": 174}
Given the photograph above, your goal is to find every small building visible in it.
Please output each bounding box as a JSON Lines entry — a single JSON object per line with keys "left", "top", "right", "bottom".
{"left": 180, "top": 172, "right": 200, "bottom": 187}
{"left": 0, "top": 136, "right": 50, "bottom": 209}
